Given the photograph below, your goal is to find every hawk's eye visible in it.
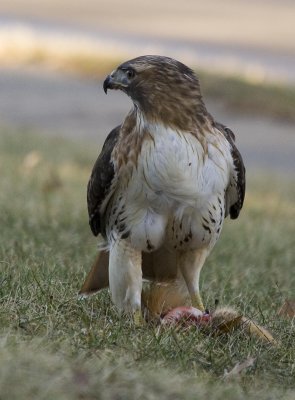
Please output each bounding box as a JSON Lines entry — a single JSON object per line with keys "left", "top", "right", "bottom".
{"left": 126, "top": 69, "right": 135, "bottom": 79}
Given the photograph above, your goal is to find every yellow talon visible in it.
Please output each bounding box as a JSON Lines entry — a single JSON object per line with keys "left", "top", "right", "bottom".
{"left": 191, "top": 293, "right": 205, "bottom": 312}
{"left": 133, "top": 309, "right": 144, "bottom": 326}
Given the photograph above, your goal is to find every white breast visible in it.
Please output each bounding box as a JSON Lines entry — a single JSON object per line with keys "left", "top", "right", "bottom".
{"left": 109, "top": 123, "right": 233, "bottom": 251}
{"left": 139, "top": 124, "right": 205, "bottom": 208}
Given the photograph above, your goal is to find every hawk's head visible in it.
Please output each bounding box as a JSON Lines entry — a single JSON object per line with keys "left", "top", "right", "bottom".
{"left": 103, "top": 55, "right": 208, "bottom": 129}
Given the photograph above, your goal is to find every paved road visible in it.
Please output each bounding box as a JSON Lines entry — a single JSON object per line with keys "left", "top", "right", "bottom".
{"left": 1, "top": 68, "right": 294, "bottom": 174}
{"left": 1, "top": 15, "right": 295, "bottom": 84}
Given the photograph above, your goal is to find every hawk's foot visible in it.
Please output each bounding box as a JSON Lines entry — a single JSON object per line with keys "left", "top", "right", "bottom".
{"left": 133, "top": 309, "right": 144, "bottom": 326}
{"left": 191, "top": 293, "right": 205, "bottom": 312}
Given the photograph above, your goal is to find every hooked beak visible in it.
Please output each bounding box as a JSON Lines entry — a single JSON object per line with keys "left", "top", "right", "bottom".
{"left": 103, "top": 69, "right": 129, "bottom": 94}
{"left": 103, "top": 75, "right": 111, "bottom": 94}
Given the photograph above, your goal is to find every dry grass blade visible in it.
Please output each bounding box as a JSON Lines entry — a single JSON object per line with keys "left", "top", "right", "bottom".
{"left": 224, "top": 357, "right": 256, "bottom": 381}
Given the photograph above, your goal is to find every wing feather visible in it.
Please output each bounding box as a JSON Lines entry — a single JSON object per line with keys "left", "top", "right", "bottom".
{"left": 216, "top": 122, "right": 246, "bottom": 219}
{"left": 87, "top": 125, "right": 120, "bottom": 236}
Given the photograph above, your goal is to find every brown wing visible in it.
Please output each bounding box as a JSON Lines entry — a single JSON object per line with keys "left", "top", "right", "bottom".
{"left": 87, "top": 125, "right": 120, "bottom": 236}
{"left": 215, "top": 122, "right": 246, "bottom": 219}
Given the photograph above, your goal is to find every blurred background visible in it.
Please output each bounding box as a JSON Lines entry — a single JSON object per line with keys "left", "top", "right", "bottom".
{"left": 0, "top": 0, "right": 295, "bottom": 173}
{"left": 1, "top": 4, "right": 295, "bottom": 394}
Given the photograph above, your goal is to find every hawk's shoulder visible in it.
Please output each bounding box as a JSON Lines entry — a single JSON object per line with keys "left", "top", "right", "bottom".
{"left": 87, "top": 125, "right": 120, "bottom": 236}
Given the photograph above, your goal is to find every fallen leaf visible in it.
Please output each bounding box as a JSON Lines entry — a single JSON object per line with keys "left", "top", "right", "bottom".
{"left": 278, "top": 299, "right": 295, "bottom": 318}
{"left": 22, "top": 150, "right": 42, "bottom": 173}
{"left": 242, "top": 318, "right": 277, "bottom": 344}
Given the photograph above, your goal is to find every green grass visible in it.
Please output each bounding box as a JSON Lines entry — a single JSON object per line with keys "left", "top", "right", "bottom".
{"left": 199, "top": 71, "right": 295, "bottom": 123}
{"left": 0, "top": 130, "right": 295, "bottom": 399}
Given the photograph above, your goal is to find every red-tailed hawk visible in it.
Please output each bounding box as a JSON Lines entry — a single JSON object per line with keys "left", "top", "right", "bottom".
{"left": 79, "top": 55, "right": 245, "bottom": 323}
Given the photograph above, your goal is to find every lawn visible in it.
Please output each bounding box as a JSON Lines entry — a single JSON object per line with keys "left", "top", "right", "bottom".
{"left": 0, "top": 129, "right": 294, "bottom": 399}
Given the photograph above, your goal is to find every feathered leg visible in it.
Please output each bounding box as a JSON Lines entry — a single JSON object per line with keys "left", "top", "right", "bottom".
{"left": 109, "top": 238, "right": 142, "bottom": 323}
{"left": 178, "top": 248, "right": 208, "bottom": 312}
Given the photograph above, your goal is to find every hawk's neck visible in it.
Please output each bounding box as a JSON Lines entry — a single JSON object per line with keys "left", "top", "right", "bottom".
{"left": 112, "top": 106, "right": 212, "bottom": 170}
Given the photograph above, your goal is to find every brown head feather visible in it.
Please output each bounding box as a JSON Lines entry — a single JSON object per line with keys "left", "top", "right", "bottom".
{"left": 111, "top": 55, "right": 209, "bottom": 131}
